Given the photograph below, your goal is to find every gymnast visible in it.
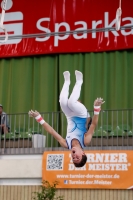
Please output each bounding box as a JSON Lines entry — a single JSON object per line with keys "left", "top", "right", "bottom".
{"left": 29, "top": 70, "right": 104, "bottom": 167}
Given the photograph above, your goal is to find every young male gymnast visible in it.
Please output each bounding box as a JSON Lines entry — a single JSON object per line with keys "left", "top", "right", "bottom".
{"left": 29, "top": 70, "right": 104, "bottom": 167}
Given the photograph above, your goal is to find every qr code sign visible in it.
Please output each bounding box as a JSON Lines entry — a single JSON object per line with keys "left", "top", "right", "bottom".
{"left": 46, "top": 154, "right": 64, "bottom": 170}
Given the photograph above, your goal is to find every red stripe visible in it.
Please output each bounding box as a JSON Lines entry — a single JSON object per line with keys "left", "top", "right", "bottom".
{"left": 94, "top": 108, "right": 101, "bottom": 112}
{"left": 37, "top": 117, "right": 43, "bottom": 122}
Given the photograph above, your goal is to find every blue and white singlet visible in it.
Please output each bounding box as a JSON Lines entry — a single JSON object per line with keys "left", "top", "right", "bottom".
{"left": 66, "top": 116, "right": 87, "bottom": 149}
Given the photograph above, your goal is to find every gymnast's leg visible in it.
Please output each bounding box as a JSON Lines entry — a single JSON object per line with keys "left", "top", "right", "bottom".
{"left": 68, "top": 70, "right": 87, "bottom": 118}
{"left": 59, "top": 71, "right": 72, "bottom": 116}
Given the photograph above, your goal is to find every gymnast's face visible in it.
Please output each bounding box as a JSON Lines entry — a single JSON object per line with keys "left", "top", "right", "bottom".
{"left": 71, "top": 147, "right": 85, "bottom": 164}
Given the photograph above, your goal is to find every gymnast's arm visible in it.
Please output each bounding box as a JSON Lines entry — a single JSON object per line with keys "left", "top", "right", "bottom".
{"left": 41, "top": 122, "right": 68, "bottom": 148}
{"left": 84, "top": 114, "right": 99, "bottom": 146}
{"left": 84, "top": 98, "right": 105, "bottom": 146}
{"left": 28, "top": 110, "right": 68, "bottom": 148}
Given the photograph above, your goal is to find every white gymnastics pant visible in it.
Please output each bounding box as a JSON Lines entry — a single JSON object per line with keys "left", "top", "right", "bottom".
{"left": 59, "top": 80, "right": 88, "bottom": 118}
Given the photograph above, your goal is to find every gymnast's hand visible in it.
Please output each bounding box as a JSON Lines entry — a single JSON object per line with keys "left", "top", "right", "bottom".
{"left": 94, "top": 98, "right": 105, "bottom": 107}
{"left": 28, "top": 110, "right": 40, "bottom": 118}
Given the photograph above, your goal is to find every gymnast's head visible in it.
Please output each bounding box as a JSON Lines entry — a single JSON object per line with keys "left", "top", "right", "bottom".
{"left": 71, "top": 146, "right": 87, "bottom": 167}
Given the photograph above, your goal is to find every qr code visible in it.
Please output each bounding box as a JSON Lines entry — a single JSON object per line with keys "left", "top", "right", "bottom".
{"left": 46, "top": 154, "right": 64, "bottom": 170}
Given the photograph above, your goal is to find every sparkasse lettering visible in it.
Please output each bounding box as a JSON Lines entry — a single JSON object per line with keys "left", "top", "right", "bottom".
{"left": 36, "top": 12, "right": 133, "bottom": 46}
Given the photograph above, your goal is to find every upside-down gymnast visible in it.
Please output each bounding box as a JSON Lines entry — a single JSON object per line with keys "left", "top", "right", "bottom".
{"left": 29, "top": 70, "right": 104, "bottom": 167}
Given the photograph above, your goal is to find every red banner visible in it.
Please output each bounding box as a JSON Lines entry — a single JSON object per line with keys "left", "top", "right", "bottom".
{"left": 0, "top": 0, "right": 133, "bottom": 57}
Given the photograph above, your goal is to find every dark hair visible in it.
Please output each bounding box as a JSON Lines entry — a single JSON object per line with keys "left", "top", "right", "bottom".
{"left": 88, "top": 117, "right": 92, "bottom": 130}
{"left": 73, "top": 154, "right": 87, "bottom": 168}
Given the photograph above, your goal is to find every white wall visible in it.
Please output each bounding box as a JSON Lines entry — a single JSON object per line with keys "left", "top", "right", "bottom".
{"left": 0, "top": 155, "right": 42, "bottom": 185}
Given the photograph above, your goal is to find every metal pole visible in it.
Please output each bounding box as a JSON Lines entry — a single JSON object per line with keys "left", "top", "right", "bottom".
{"left": 0, "top": 25, "right": 132, "bottom": 40}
